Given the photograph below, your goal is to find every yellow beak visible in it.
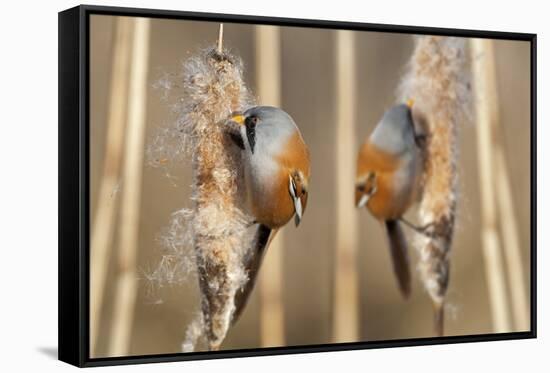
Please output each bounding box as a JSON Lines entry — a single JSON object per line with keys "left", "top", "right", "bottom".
{"left": 231, "top": 113, "right": 245, "bottom": 126}
{"left": 406, "top": 98, "right": 415, "bottom": 108}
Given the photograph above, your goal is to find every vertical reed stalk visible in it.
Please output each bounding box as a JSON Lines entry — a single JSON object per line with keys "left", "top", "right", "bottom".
{"left": 108, "top": 17, "right": 151, "bottom": 356}
{"left": 90, "top": 17, "right": 133, "bottom": 356}
{"left": 255, "top": 25, "right": 286, "bottom": 347}
{"left": 495, "top": 148, "right": 530, "bottom": 331}
{"left": 470, "top": 38, "right": 511, "bottom": 333}
{"left": 332, "top": 30, "right": 359, "bottom": 343}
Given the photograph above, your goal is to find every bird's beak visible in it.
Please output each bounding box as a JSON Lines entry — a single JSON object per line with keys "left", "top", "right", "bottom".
{"left": 294, "top": 198, "right": 303, "bottom": 227}
{"left": 289, "top": 175, "right": 303, "bottom": 227}
{"left": 356, "top": 194, "right": 370, "bottom": 208}
{"left": 406, "top": 98, "right": 415, "bottom": 108}
{"left": 230, "top": 112, "right": 246, "bottom": 126}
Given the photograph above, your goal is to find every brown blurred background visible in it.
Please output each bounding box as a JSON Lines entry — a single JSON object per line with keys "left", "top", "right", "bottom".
{"left": 89, "top": 15, "right": 531, "bottom": 357}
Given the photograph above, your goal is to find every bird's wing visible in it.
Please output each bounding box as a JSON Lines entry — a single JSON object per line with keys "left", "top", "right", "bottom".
{"left": 231, "top": 224, "right": 278, "bottom": 325}
{"left": 385, "top": 220, "right": 411, "bottom": 299}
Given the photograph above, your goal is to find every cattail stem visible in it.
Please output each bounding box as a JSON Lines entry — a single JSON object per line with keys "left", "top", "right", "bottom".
{"left": 470, "top": 38, "right": 511, "bottom": 333}
{"left": 217, "top": 24, "right": 224, "bottom": 54}
{"left": 433, "top": 302, "right": 444, "bottom": 337}
{"left": 90, "top": 17, "right": 133, "bottom": 356}
{"left": 332, "top": 30, "right": 359, "bottom": 343}
{"left": 108, "top": 17, "right": 151, "bottom": 356}
{"left": 255, "top": 25, "right": 286, "bottom": 347}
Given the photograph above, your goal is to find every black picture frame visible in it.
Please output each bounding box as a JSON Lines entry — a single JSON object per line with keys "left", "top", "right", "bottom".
{"left": 58, "top": 4, "right": 537, "bottom": 368}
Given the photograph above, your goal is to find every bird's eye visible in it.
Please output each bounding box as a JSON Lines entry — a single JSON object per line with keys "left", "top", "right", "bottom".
{"left": 251, "top": 116, "right": 259, "bottom": 125}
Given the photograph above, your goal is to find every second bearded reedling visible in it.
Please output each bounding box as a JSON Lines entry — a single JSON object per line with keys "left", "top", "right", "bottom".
{"left": 226, "top": 106, "right": 310, "bottom": 323}
{"left": 355, "top": 101, "right": 425, "bottom": 298}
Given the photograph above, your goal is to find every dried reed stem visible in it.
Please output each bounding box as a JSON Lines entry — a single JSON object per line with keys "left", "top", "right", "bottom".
{"left": 495, "top": 149, "right": 530, "bottom": 331}
{"left": 106, "top": 17, "right": 151, "bottom": 356}
{"left": 470, "top": 38, "right": 512, "bottom": 332}
{"left": 332, "top": 30, "right": 359, "bottom": 343}
{"left": 90, "top": 18, "right": 133, "bottom": 356}
{"left": 399, "top": 36, "right": 470, "bottom": 336}
{"left": 177, "top": 24, "right": 254, "bottom": 350}
{"left": 255, "top": 25, "right": 286, "bottom": 347}
{"left": 218, "top": 24, "right": 224, "bottom": 54}
{"left": 476, "top": 39, "right": 529, "bottom": 331}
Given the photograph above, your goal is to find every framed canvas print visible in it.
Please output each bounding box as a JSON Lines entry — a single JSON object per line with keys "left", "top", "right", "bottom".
{"left": 58, "top": 4, "right": 537, "bottom": 367}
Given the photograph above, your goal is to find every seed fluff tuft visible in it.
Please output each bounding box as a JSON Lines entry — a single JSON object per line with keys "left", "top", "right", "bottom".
{"left": 398, "top": 35, "right": 471, "bottom": 335}
{"left": 148, "top": 44, "right": 256, "bottom": 351}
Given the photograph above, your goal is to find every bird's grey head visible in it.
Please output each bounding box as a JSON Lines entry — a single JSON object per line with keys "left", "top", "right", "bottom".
{"left": 237, "top": 106, "right": 297, "bottom": 155}
{"left": 369, "top": 104, "right": 416, "bottom": 155}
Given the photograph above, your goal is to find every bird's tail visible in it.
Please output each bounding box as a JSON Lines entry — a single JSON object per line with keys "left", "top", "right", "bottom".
{"left": 385, "top": 220, "right": 411, "bottom": 299}
{"left": 231, "top": 224, "right": 276, "bottom": 325}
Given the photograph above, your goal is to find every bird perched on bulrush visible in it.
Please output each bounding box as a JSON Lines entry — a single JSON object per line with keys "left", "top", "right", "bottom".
{"left": 226, "top": 105, "right": 310, "bottom": 322}
{"left": 355, "top": 101, "right": 424, "bottom": 299}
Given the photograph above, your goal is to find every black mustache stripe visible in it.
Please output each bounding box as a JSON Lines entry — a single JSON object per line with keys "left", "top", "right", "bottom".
{"left": 246, "top": 119, "right": 256, "bottom": 154}
{"left": 229, "top": 130, "right": 245, "bottom": 150}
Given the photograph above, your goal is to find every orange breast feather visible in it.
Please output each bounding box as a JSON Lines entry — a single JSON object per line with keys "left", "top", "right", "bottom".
{"left": 255, "top": 131, "right": 310, "bottom": 228}
{"left": 357, "top": 141, "right": 403, "bottom": 220}
{"left": 278, "top": 131, "right": 310, "bottom": 181}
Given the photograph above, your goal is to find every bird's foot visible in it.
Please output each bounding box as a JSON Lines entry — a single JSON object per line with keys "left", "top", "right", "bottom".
{"left": 414, "top": 133, "right": 429, "bottom": 149}
{"left": 399, "top": 218, "right": 437, "bottom": 239}
{"left": 224, "top": 112, "right": 245, "bottom": 149}
{"left": 245, "top": 219, "right": 258, "bottom": 228}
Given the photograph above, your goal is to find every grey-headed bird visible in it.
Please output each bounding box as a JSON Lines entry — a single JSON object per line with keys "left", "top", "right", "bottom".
{"left": 355, "top": 102, "right": 423, "bottom": 298}
{"left": 227, "top": 106, "right": 310, "bottom": 323}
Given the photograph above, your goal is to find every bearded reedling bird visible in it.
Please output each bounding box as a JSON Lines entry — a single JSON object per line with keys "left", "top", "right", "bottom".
{"left": 355, "top": 101, "right": 424, "bottom": 298}
{"left": 226, "top": 106, "right": 310, "bottom": 323}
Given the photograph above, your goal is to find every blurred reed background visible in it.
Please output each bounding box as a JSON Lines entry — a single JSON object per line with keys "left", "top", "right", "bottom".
{"left": 89, "top": 15, "right": 531, "bottom": 357}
